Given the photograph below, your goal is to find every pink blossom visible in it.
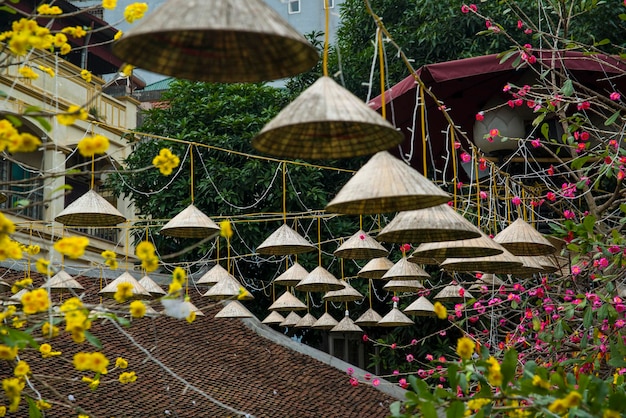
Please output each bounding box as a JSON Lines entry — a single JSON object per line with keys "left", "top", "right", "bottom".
{"left": 563, "top": 210, "right": 575, "bottom": 220}
{"left": 359, "top": 234, "right": 366, "bottom": 240}
{"left": 531, "top": 138, "right": 541, "bottom": 148}
{"left": 350, "top": 377, "right": 359, "bottom": 386}
{"left": 479, "top": 191, "right": 488, "bottom": 200}
{"left": 392, "top": 295, "right": 400, "bottom": 303}
{"left": 362, "top": 334, "right": 369, "bottom": 342}
{"left": 546, "top": 192, "right": 556, "bottom": 202}
{"left": 346, "top": 367, "right": 354, "bottom": 375}
{"left": 406, "top": 354, "right": 415, "bottom": 362}
{"left": 485, "top": 20, "right": 492, "bottom": 28}
{"left": 461, "top": 4, "right": 470, "bottom": 13}
{"left": 517, "top": 20, "right": 524, "bottom": 29}
{"left": 411, "top": 339, "right": 418, "bottom": 345}
{"left": 454, "top": 141, "right": 461, "bottom": 149}
{"left": 577, "top": 101, "right": 590, "bottom": 111}
{"left": 470, "top": 4, "right": 477, "bottom": 11}
{"left": 475, "top": 111, "right": 485, "bottom": 121}
{"left": 399, "top": 378, "right": 409, "bottom": 389}
{"left": 503, "top": 84, "right": 511, "bottom": 92}
{"left": 460, "top": 152, "right": 471, "bottom": 163}
{"left": 527, "top": 55, "right": 537, "bottom": 64}
{"left": 425, "top": 354, "right": 434, "bottom": 361}
{"left": 608, "top": 245, "right": 621, "bottom": 254}
{"left": 489, "top": 128, "right": 500, "bottom": 137}
{"left": 391, "top": 343, "right": 397, "bottom": 350}
{"left": 479, "top": 158, "right": 487, "bottom": 170}
{"left": 364, "top": 373, "right": 371, "bottom": 381}
{"left": 571, "top": 265, "right": 581, "bottom": 276}
{"left": 610, "top": 92, "right": 621, "bottom": 101}
{"left": 524, "top": 28, "right": 532, "bottom": 35}
{"left": 547, "top": 165, "right": 555, "bottom": 175}
{"left": 393, "top": 370, "right": 399, "bottom": 375}
{"left": 512, "top": 196, "right": 521, "bottom": 206}
{"left": 372, "top": 378, "right": 380, "bottom": 387}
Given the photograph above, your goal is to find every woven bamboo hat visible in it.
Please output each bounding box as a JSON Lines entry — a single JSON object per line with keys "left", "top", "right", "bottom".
{"left": 268, "top": 291, "right": 307, "bottom": 312}
{"left": 252, "top": 77, "right": 403, "bottom": 159}
{"left": 377, "top": 205, "right": 482, "bottom": 244}
{"left": 325, "top": 152, "right": 451, "bottom": 215}
{"left": 441, "top": 247, "right": 524, "bottom": 274}
{"left": 261, "top": 311, "right": 285, "bottom": 325}
{"left": 514, "top": 256, "right": 548, "bottom": 277}
{"left": 334, "top": 230, "right": 389, "bottom": 260}
{"left": 196, "top": 264, "right": 229, "bottom": 287}
{"left": 138, "top": 274, "right": 166, "bottom": 297}
{"left": 330, "top": 314, "right": 363, "bottom": 333}
{"left": 295, "top": 266, "right": 344, "bottom": 292}
{"left": 181, "top": 300, "right": 204, "bottom": 317}
{"left": 112, "top": 0, "right": 318, "bottom": 83}
{"left": 383, "top": 279, "right": 425, "bottom": 292}
{"left": 322, "top": 281, "right": 364, "bottom": 302}
{"left": 493, "top": 218, "right": 556, "bottom": 256}
{"left": 160, "top": 204, "right": 220, "bottom": 239}
{"left": 295, "top": 313, "right": 318, "bottom": 328}
{"left": 355, "top": 308, "right": 383, "bottom": 327}
{"left": 215, "top": 300, "right": 254, "bottom": 319}
{"left": 404, "top": 296, "right": 437, "bottom": 317}
{"left": 357, "top": 257, "right": 395, "bottom": 279}
{"left": 273, "top": 262, "right": 309, "bottom": 287}
{"left": 378, "top": 304, "right": 415, "bottom": 327}
{"left": 55, "top": 189, "right": 126, "bottom": 227}
{"left": 468, "top": 273, "right": 506, "bottom": 292}
{"left": 381, "top": 257, "right": 430, "bottom": 281}
{"left": 279, "top": 311, "right": 302, "bottom": 328}
{"left": 535, "top": 255, "right": 560, "bottom": 274}
{"left": 99, "top": 272, "right": 151, "bottom": 300}
{"left": 409, "top": 233, "right": 505, "bottom": 261}
{"left": 256, "top": 224, "right": 315, "bottom": 255}
{"left": 40, "top": 270, "right": 84, "bottom": 292}
{"left": 0, "top": 281, "right": 9, "bottom": 293}
{"left": 433, "top": 284, "right": 473, "bottom": 303}
{"left": 203, "top": 275, "right": 253, "bottom": 301}
{"left": 312, "top": 312, "right": 339, "bottom": 330}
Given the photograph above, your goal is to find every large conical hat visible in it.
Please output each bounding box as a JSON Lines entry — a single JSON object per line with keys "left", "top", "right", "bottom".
{"left": 268, "top": 291, "right": 307, "bottom": 312}
{"left": 325, "top": 151, "right": 451, "bottom": 215}
{"left": 279, "top": 311, "right": 302, "bottom": 328}
{"left": 112, "top": 0, "right": 318, "bottom": 83}
{"left": 312, "top": 312, "right": 339, "bottom": 330}
{"left": 40, "top": 270, "right": 84, "bottom": 292}
{"left": 440, "top": 247, "right": 524, "bottom": 274}
{"left": 138, "top": 274, "right": 166, "bottom": 297}
{"left": 378, "top": 305, "right": 414, "bottom": 327}
{"left": 357, "top": 257, "right": 395, "bottom": 279}
{"left": 294, "top": 313, "right": 318, "bottom": 328}
{"left": 203, "top": 275, "right": 253, "bottom": 301}
{"left": 99, "top": 272, "right": 151, "bottom": 300}
{"left": 252, "top": 77, "right": 403, "bottom": 159}
{"left": 433, "top": 284, "right": 473, "bottom": 303}
{"left": 330, "top": 314, "right": 363, "bottom": 333}
{"left": 377, "top": 205, "right": 482, "bottom": 244}
{"left": 295, "top": 266, "right": 344, "bottom": 292}
{"left": 409, "top": 232, "right": 505, "bottom": 261}
{"left": 214, "top": 300, "right": 254, "bottom": 318}
{"left": 256, "top": 224, "right": 315, "bottom": 255}
{"left": 468, "top": 273, "right": 506, "bottom": 292}
{"left": 493, "top": 218, "right": 556, "bottom": 256}
{"left": 196, "top": 264, "right": 229, "bottom": 287}
{"left": 535, "top": 255, "right": 560, "bottom": 274}
{"left": 514, "top": 256, "right": 548, "bottom": 278}
{"left": 383, "top": 279, "right": 425, "bottom": 292}
{"left": 355, "top": 308, "right": 384, "bottom": 327}
{"left": 261, "top": 311, "right": 285, "bottom": 325}
{"left": 160, "top": 204, "right": 220, "bottom": 239}
{"left": 381, "top": 257, "right": 430, "bottom": 281}
{"left": 334, "top": 230, "right": 389, "bottom": 260}
{"left": 273, "top": 262, "right": 309, "bottom": 287}
{"left": 322, "top": 281, "right": 364, "bottom": 302}
{"left": 404, "top": 296, "right": 437, "bottom": 317}
{"left": 55, "top": 189, "right": 126, "bottom": 227}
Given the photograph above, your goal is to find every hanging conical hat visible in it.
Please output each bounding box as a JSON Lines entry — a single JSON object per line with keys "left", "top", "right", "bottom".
{"left": 9, "top": 288, "right": 27, "bottom": 304}
{"left": 295, "top": 266, "right": 344, "bottom": 292}
{"left": 325, "top": 151, "right": 451, "bottom": 215}
{"left": 323, "top": 281, "right": 364, "bottom": 302}
{"left": 0, "top": 193, "right": 6, "bottom": 204}
{"left": 404, "top": 296, "right": 437, "bottom": 317}
{"left": 0, "top": 281, "right": 10, "bottom": 293}
{"left": 330, "top": 314, "right": 363, "bottom": 333}
{"left": 378, "top": 305, "right": 415, "bottom": 327}
{"left": 112, "top": 0, "right": 318, "bottom": 83}
{"left": 256, "top": 224, "right": 315, "bottom": 255}
{"left": 440, "top": 247, "right": 524, "bottom": 274}
{"left": 182, "top": 300, "right": 204, "bottom": 316}
{"left": 334, "top": 230, "right": 389, "bottom": 260}
{"left": 514, "top": 256, "right": 548, "bottom": 278}
{"left": 160, "top": 204, "right": 220, "bottom": 239}
{"left": 312, "top": 312, "right": 339, "bottom": 330}
{"left": 55, "top": 189, "right": 126, "bottom": 227}
{"left": 433, "top": 284, "right": 473, "bottom": 303}
{"left": 40, "top": 270, "right": 84, "bottom": 292}
{"left": 203, "top": 275, "right": 253, "bottom": 301}
{"left": 196, "top": 264, "right": 229, "bottom": 287}
{"left": 268, "top": 291, "right": 307, "bottom": 311}
{"left": 381, "top": 257, "right": 430, "bottom": 281}
{"left": 294, "top": 313, "right": 318, "bottom": 328}
{"left": 99, "top": 272, "right": 151, "bottom": 300}
{"left": 355, "top": 308, "right": 384, "bottom": 326}
{"left": 357, "top": 257, "right": 395, "bottom": 279}
{"left": 377, "top": 205, "right": 482, "bottom": 244}
{"left": 138, "top": 274, "right": 166, "bottom": 297}
{"left": 383, "top": 279, "right": 425, "bottom": 292}
{"left": 252, "top": 77, "right": 403, "bottom": 159}
{"left": 409, "top": 232, "right": 505, "bottom": 261}
{"left": 493, "top": 218, "right": 556, "bottom": 256}
{"left": 273, "top": 262, "right": 309, "bottom": 287}
{"left": 535, "top": 255, "right": 560, "bottom": 274}
{"left": 215, "top": 300, "right": 254, "bottom": 318}
{"left": 261, "top": 311, "right": 285, "bottom": 325}
{"left": 279, "top": 311, "right": 302, "bottom": 328}
{"left": 470, "top": 273, "right": 506, "bottom": 290}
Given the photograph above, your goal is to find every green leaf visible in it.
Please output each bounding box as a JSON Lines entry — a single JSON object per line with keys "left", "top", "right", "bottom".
{"left": 4, "top": 114, "right": 22, "bottom": 128}
{"left": 0, "top": 5, "right": 18, "bottom": 13}
{"left": 605, "top": 111, "right": 620, "bottom": 126}
{"left": 0, "top": 328, "right": 38, "bottom": 349}
{"left": 116, "top": 316, "right": 131, "bottom": 327}
{"left": 540, "top": 121, "right": 550, "bottom": 138}
{"left": 501, "top": 349, "right": 518, "bottom": 389}
{"left": 561, "top": 79, "right": 574, "bottom": 97}
{"left": 447, "top": 363, "right": 459, "bottom": 391}
{"left": 33, "top": 116, "right": 52, "bottom": 132}
{"left": 421, "top": 402, "right": 439, "bottom": 418}
{"left": 571, "top": 156, "right": 590, "bottom": 170}
{"left": 583, "top": 307, "right": 593, "bottom": 329}
{"left": 13, "top": 199, "right": 30, "bottom": 208}
{"left": 390, "top": 401, "right": 402, "bottom": 417}
{"left": 26, "top": 397, "right": 43, "bottom": 418}
{"left": 446, "top": 401, "right": 465, "bottom": 418}
{"left": 84, "top": 330, "right": 102, "bottom": 349}
{"left": 583, "top": 215, "right": 596, "bottom": 234}
{"left": 619, "top": 13, "right": 626, "bottom": 21}
{"left": 595, "top": 38, "right": 610, "bottom": 46}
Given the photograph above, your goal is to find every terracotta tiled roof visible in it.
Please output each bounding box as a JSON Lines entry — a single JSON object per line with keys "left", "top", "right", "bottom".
{"left": 1, "top": 268, "right": 400, "bottom": 417}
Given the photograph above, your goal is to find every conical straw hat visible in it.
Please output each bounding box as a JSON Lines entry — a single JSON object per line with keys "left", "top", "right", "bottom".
{"left": 409, "top": 232, "right": 505, "bottom": 261}
{"left": 312, "top": 312, "right": 339, "bottom": 330}
{"left": 440, "top": 247, "right": 524, "bottom": 274}
{"left": 99, "top": 272, "right": 151, "bottom": 300}
{"left": 295, "top": 266, "right": 344, "bottom": 292}
{"left": 273, "top": 262, "right": 309, "bottom": 287}
{"left": 404, "top": 296, "right": 436, "bottom": 317}
{"left": 182, "top": 300, "right": 204, "bottom": 316}
{"left": 493, "top": 218, "right": 556, "bottom": 256}
{"left": 378, "top": 305, "right": 414, "bottom": 327}
{"left": 40, "top": 270, "right": 84, "bottom": 292}
{"left": 160, "top": 204, "right": 220, "bottom": 239}
{"left": 112, "top": 0, "right": 318, "bottom": 83}
{"left": 535, "top": 255, "right": 560, "bottom": 274}
{"left": 215, "top": 300, "right": 254, "bottom": 319}
{"left": 262, "top": 311, "right": 285, "bottom": 325}
{"left": 330, "top": 314, "right": 363, "bottom": 333}
{"left": 433, "top": 284, "right": 473, "bottom": 303}
{"left": 256, "top": 224, "right": 315, "bottom": 255}
{"left": 514, "top": 256, "right": 548, "bottom": 278}
{"left": 268, "top": 291, "right": 307, "bottom": 312}
{"left": 377, "top": 204, "right": 482, "bottom": 244}
{"left": 323, "top": 281, "right": 364, "bottom": 302}
{"left": 196, "top": 264, "right": 229, "bottom": 287}
{"left": 252, "top": 77, "right": 403, "bottom": 159}
{"left": 383, "top": 279, "right": 425, "bottom": 292}
{"left": 0, "top": 281, "right": 9, "bottom": 293}
{"left": 325, "top": 151, "right": 451, "bottom": 215}
{"left": 9, "top": 288, "right": 27, "bottom": 305}
{"left": 279, "top": 311, "right": 302, "bottom": 328}
{"left": 334, "top": 230, "right": 389, "bottom": 260}
{"left": 203, "top": 275, "right": 253, "bottom": 301}
{"left": 357, "top": 257, "right": 395, "bottom": 279}
{"left": 381, "top": 257, "right": 430, "bottom": 281}
{"left": 55, "top": 189, "right": 126, "bottom": 227}
{"left": 472, "top": 273, "right": 506, "bottom": 288}
{"left": 355, "top": 308, "right": 383, "bottom": 326}
{"left": 295, "top": 313, "right": 318, "bottom": 328}
{"left": 138, "top": 275, "right": 166, "bottom": 297}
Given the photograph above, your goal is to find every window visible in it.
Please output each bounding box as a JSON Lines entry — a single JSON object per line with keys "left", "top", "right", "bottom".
{"left": 288, "top": 0, "right": 301, "bottom": 14}
{"left": 323, "top": 0, "right": 335, "bottom": 9}
{"left": 0, "top": 160, "right": 44, "bottom": 220}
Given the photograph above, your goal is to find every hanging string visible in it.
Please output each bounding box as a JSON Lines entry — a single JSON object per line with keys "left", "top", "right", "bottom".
{"left": 282, "top": 161, "right": 287, "bottom": 223}
{"left": 368, "top": 279, "right": 373, "bottom": 308}
{"left": 323, "top": 0, "right": 330, "bottom": 77}
{"left": 474, "top": 150, "right": 481, "bottom": 225}
{"left": 522, "top": 188, "right": 527, "bottom": 221}
{"left": 190, "top": 144, "right": 195, "bottom": 203}
{"left": 377, "top": 27, "right": 387, "bottom": 120}
{"left": 450, "top": 127, "right": 458, "bottom": 209}
{"left": 317, "top": 217, "right": 322, "bottom": 266}
{"left": 420, "top": 85, "right": 427, "bottom": 175}
{"left": 90, "top": 154, "right": 95, "bottom": 190}
{"left": 359, "top": 215, "right": 363, "bottom": 231}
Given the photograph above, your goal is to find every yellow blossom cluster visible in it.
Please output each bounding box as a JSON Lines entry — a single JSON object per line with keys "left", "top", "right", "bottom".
{"left": 81, "top": 375, "right": 100, "bottom": 391}
{"left": 56, "top": 105, "right": 89, "bottom": 126}
{"left": 124, "top": 2, "right": 148, "bottom": 23}
{"left": 114, "top": 282, "right": 134, "bottom": 303}
{"left": 467, "top": 397, "right": 491, "bottom": 413}
{"left": 73, "top": 351, "right": 109, "bottom": 374}
{"left": 38, "top": 65, "right": 55, "bottom": 77}
{"left": 119, "top": 371, "right": 137, "bottom": 384}
{"left": 2, "top": 377, "right": 25, "bottom": 412}
{"left": 53, "top": 236, "right": 89, "bottom": 259}
{"left": 532, "top": 374, "right": 550, "bottom": 390}
{"left": 21, "top": 288, "right": 50, "bottom": 315}
{"left": 77, "top": 134, "right": 110, "bottom": 157}
{"left": 121, "top": 63, "right": 134, "bottom": 77}
{"left": 35, "top": 258, "right": 53, "bottom": 275}
{"left": 41, "top": 321, "right": 60, "bottom": 339}
{"left": 456, "top": 336, "right": 476, "bottom": 360}
{"left": 152, "top": 148, "right": 180, "bottom": 176}
{"left": 0, "top": 345, "right": 18, "bottom": 361}
{"left": 37, "top": 4, "right": 63, "bottom": 15}
{"left": 101, "top": 250, "right": 118, "bottom": 270}
{"left": 129, "top": 300, "right": 146, "bottom": 318}
{"left": 169, "top": 266, "right": 186, "bottom": 296}
{"left": 485, "top": 356, "right": 502, "bottom": 386}
{"left": 115, "top": 357, "right": 128, "bottom": 369}
{"left": 114, "top": 30, "right": 123, "bottom": 41}
{"left": 548, "top": 390, "right": 582, "bottom": 415}
{"left": 39, "top": 343, "right": 61, "bottom": 358}
{"left": 0, "top": 236, "right": 22, "bottom": 261}
{"left": 80, "top": 69, "right": 92, "bottom": 83}
{"left": 13, "top": 361, "right": 29, "bottom": 378}
{"left": 0, "top": 119, "right": 43, "bottom": 153}
{"left": 135, "top": 241, "right": 159, "bottom": 272}
{"left": 61, "top": 26, "right": 87, "bottom": 38}
{"left": 11, "top": 278, "right": 31, "bottom": 294}
{"left": 20, "top": 244, "right": 40, "bottom": 256}
{"left": 0, "top": 18, "right": 71, "bottom": 56}
{"left": 60, "top": 297, "right": 92, "bottom": 343}
{"left": 18, "top": 66, "right": 38, "bottom": 80}
{"left": 433, "top": 301, "right": 447, "bottom": 319}
{"left": 103, "top": 0, "right": 118, "bottom": 10}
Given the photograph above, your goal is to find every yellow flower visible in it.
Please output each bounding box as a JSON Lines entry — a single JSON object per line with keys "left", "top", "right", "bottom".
{"left": 548, "top": 391, "right": 582, "bottom": 415}
{"left": 186, "top": 310, "right": 196, "bottom": 324}
{"left": 11, "top": 132, "right": 42, "bottom": 153}
{"left": 142, "top": 256, "right": 159, "bottom": 273}
{"left": 456, "top": 336, "right": 476, "bottom": 360}
{"left": 103, "top": 0, "right": 117, "bottom": 10}
{"left": 56, "top": 105, "right": 88, "bottom": 126}
{"left": 53, "top": 33, "right": 68, "bottom": 48}
{"left": 35, "top": 258, "right": 53, "bottom": 275}
{"left": 0, "top": 345, "right": 18, "bottom": 361}
{"left": 105, "top": 259, "right": 118, "bottom": 270}
{"left": 35, "top": 399, "right": 51, "bottom": 410}
{"left": 80, "top": 69, "right": 92, "bottom": 83}
{"left": 604, "top": 409, "right": 621, "bottom": 418}
{"left": 53, "top": 236, "right": 89, "bottom": 259}
{"left": 2, "top": 377, "right": 24, "bottom": 412}
{"left": 21, "top": 288, "right": 50, "bottom": 315}
{"left": 124, "top": 2, "right": 148, "bottom": 23}
{"left": 152, "top": 148, "right": 180, "bottom": 176}
{"left": 485, "top": 356, "right": 502, "bottom": 386}
{"left": 114, "top": 30, "right": 123, "bottom": 40}
{"left": 73, "top": 352, "right": 109, "bottom": 373}
{"left": 37, "top": 4, "right": 63, "bottom": 15}
{"left": 562, "top": 391, "right": 582, "bottom": 408}
{"left": 101, "top": 250, "right": 116, "bottom": 259}
{"left": 121, "top": 63, "right": 134, "bottom": 77}
{"left": 0, "top": 212, "right": 15, "bottom": 236}
{"left": 433, "top": 301, "right": 447, "bottom": 320}
{"left": 13, "top": 361, "right": 29, "bottom": 377}
{"left": 115, "top": 357, "right": 128, "bottom": 369}
{"left": 77, "top": 134, "right": 110, "bottom": 157}
{"left": 18, "top": 67, "right": 38, "bottom": 80}
{"left": 237, "top": 286, "right": 251, "bottom": 300}
{"left": 0, "top": 405, "right": 6, "bottom": 417}
{"left": 135, "top": 241, "right": 155, "bottom": 259}
{"left": 532, "top": 374, "right": 550, "bottom": 390}
{"left": 220, "top": 220, "right": 233, "bottom": 239}
{"left": 172, "top": 267, "right": 186, "bottom": 284}
{"left": 467, "top": 398, "right": 491, "bottom": 411}
{"left": 129, "top": 300, "right": 146, "bottom": 318}
{"left": 0, "top": 237, "right": 22, "bottom": 261}
{"left": 11, "top": 277, "right": 32, "bottom": 294}
{"left": 114, "top": 282, "right": 134, "bottom": 303}
{"left": 119, "top": 371, "right": 137, "bottom": 384}
{"left": 60, "top": 43, "right": 71, "bottom": 54}
{"left": 62, "top": 26, "right": 87, "bottom": 38}
{"left": 38, "top": 65, "right": 55, "bottom": 77}
{"left": 82, "top": 376, "right": 100, "bottom": 390}
{"left": 39, "top": 343, "right": 61, "bottom": 358}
